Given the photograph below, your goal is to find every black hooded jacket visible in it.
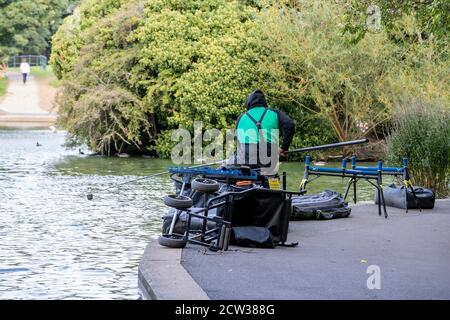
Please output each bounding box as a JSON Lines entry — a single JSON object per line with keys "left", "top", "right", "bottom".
{"left": 239, "top": 89, "right": 295, "bottom": 151}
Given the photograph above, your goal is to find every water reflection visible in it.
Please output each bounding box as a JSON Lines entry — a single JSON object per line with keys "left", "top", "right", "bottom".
{"left": 54, "top": 155, "right": 170, "bottom": 176}
{"left": 0, "top": 130, "right": 172, "bottom": 299}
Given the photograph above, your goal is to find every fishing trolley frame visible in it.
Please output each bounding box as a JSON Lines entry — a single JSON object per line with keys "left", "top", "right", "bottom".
{"left": 166, "top": 166, "right": 302, "bottom": 251}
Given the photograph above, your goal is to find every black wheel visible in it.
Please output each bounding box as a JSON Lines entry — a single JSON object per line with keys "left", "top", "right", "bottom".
{"left": 158, "top": 235, "right": 187, "bottom": 248}
{"left": 163, "top": 194, "right": 193, "bottom": 209}
{"left": 191, "top": 178, "right": 219, "bottom": 193}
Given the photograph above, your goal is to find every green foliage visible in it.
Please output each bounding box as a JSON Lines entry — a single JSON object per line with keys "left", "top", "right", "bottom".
{"left": 29, "top": 66, "right": 61, "bottom": 88}
{"left": 50, "top": 0, "right": 126, "bottom": 79}
{"left": 0, "top": 0, "right": 74, "bottom": 62}
{"left": 344, "top": 0, "right": 449, "bottom": 48}
{"left": 134, "top": 0, "right": 265, "bottom": 157}
{"left": 258, "top": 0, "right": 449, "bottom": 148}
{"left": 258, "top": 1, "right": 398, "bottom": 143}
{"left": 53, "top": 0, "right": 154, "bottom": 155}
{"left": 387, "top": 100, "right": 450, "bottom": 198}
{"left": 49, "top": 8, "right": 82, "bottom": 79}
{"left": 51, "top": 0, "right": 449, "bottom": 163}
{"left": 52, "top": 0, "right": 266, "bottom": 156}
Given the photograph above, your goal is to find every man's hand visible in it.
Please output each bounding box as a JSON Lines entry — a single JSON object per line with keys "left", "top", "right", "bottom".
{"left": 279, "top": 148, "right": 287, "bottom": 159}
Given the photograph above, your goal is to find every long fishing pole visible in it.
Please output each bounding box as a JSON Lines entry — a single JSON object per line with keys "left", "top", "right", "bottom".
{"left": 284, "top": 138, "right": 368, "bottom": 155}
{"left": 86, "top": 139, "right": 368, "bottom": 200}
{"left": 86, "top": 159, "right": 225, "bottom": 200}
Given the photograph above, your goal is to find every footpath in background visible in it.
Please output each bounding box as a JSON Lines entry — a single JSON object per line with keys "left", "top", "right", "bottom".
{"left": 0, "top": 72, "right": 56, "bottom": 127}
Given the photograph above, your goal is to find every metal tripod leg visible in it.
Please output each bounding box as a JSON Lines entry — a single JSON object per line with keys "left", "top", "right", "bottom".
{"left": 344, "top": 177, "right": 354, "bottom": 201}
{"left": 379, "top": 187, "right": 388, "bottom": 218}
{"left": 367, "top": 179, "right": 388, "bottom": 218}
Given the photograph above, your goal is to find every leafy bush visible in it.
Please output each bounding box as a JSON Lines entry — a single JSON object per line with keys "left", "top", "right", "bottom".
{"left": 257, "top": 1, "right": 403, "bottom": 143}
{"left": 134, "top": 0, "right": 265, "bottom": 157}
{"left": 0, "top": 77, "right": 7, "bottom": 97}
{"left": 50, "top": 0, "right": 449, "bottom": 162}
{"left": 258, "top": 1, "right": 449, "bottom": 147}
{"left": 387, "top": 100, "right": 450, "bottom": 198}
{"left": 50, "top": 8, "right": 82, "bottom": 79}
{"left": 344, "top": 0, "right": 450, "bottom": 47}
{"left": 53, "top": 0, "right": 154, "bottom": 155}
{"left": 52, "top": 0, "right": 267, "bottom": 157}
{"left": 50, "top": 0, "right": 127, "bottom": 80}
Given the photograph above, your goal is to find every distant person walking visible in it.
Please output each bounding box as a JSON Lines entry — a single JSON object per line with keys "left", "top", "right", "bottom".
{"left": 20, "top": 59, "right": 30, "bottom": 84}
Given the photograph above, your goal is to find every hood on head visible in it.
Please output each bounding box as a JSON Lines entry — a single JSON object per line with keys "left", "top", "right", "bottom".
{"left": 245, "top": 89, "right": 268, "bottom": 110}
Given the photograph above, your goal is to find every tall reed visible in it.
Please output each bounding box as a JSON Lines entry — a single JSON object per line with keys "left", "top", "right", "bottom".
{"left": 387, "top": 100, "right": 450, "bottom": 198}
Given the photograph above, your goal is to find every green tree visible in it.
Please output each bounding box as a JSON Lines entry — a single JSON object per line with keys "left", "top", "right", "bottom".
{"left": 0, "top": 0, "right": 74, "bottom": 62}
{"left": 258, "top": 1, "right": 398, "bottom": 142}
{"left": 344, "top": 0, "right": 450, "bottom": 47}
{"left": 53, "top": 0, "right": 153, "bottom": 155}
{"left": 51, "top": 0, "right": 448, "bottom": 160}
{"left": 52, "top": 0, "right": 267, "bottom": 156}
{"left": 258, "top": 0, "right": 449, "bottom": 146}
{"left": 133, "top": 0, "right": 265, "bottom": 157}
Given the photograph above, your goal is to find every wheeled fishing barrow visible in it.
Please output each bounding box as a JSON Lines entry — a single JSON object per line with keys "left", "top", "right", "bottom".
{"left": 159, "top": 165, "right": 304, "bottom": 251}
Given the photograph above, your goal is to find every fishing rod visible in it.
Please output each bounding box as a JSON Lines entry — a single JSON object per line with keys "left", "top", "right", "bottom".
{"left": 86, "top": 139, "right": 368, "bottom": 200}
{"left": 86, "top": 159, "right": 225, "bottom": 200}
{"left": 284, "top": 138, "right": 369, "bottom": 155}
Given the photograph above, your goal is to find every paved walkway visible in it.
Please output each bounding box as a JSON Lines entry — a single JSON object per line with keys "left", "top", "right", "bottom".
{"left": 181, "top": 200, "right": 450, "bottom": 299}
{"left": 0, "top": 72, "right": 56, "bottom": 126}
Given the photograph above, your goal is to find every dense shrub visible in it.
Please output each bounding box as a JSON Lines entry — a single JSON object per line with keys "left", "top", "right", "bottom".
{"left": 258, "top": 1, "right": 399, "bottom": 143}
{"left": 51, "top": 0, "right": 268, "bottom": 156}
{"left": 0, "top": 0, "right": 73, "bottom": 61}
{"left": 257, "top": 1, "right": 448, "bottom": 150}
{"left": 50, "top": 8, "right": 82, "bottom": 79}
{"left": 50, "top": 0, "right": 449, "bottom": 162}
{"left": 53, "top": 0, "right": 153, "bottom": 155}
{"left": 387, "top": 100, "right": 450, "bottom": 198}
{"left": 133, "top": 0, "right": 265, "bottom": 157}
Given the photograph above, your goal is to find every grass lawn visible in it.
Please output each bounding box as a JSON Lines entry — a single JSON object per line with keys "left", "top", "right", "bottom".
{"left": 32, "top": 66, "right": 61, "bottom": 88}
{"left": 0, "top": 77, "right": 7, "bottom": 97}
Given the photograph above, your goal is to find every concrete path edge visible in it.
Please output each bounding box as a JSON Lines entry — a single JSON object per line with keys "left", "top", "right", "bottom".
{"left": 138, "top": 239, "right": 209, "bottom": 300}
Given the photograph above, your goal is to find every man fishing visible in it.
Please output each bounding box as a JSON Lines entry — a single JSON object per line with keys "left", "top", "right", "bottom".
{"left": 235, "top": 89, "right": 295, "bottom": 176}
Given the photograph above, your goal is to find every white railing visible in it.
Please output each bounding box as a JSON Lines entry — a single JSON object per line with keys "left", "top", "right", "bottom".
{"left": 7, "top": 55, "right": 48, "bottom": 69}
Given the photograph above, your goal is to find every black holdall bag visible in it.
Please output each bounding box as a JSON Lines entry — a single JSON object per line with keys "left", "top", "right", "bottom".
{"left": 375, "top": 183, "right": 435, "bottom": 209}
{"left": 291, "top": 190, "right": 351, "bottom": 220}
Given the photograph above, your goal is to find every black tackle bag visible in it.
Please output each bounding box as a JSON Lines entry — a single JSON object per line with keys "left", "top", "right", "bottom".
{"left": 375, "top": 183, "right": 435, "bottom": 209}
{"left": 291, "top": 190, "right": 351, "bottom": 220}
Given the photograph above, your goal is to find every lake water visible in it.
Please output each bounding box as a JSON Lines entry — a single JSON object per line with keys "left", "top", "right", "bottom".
{"left": 0, "top": 129, "right": 392, "bottom": 299}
